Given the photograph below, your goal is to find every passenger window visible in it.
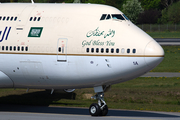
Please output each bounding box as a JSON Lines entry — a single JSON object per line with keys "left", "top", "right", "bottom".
{"left": 86, "top": 48, "right": 89, "bottom": 53}
{"left": 14, "top": 17, "right": 17, "bottom": 21}
{"left": 21, "top": 46, "right": 24, "bottom": 51}
{"left": 6, "top": 17, "right": 10, "bottom": 21}
{"left": 10, "top": 46, "right": 12, "bottom": 51}
{"left": 38, "top": 17, "right": 41, "bottom": 21}
{"left": 106, "top": 48, "right": 109, "bottom": 53}
{"left": 106, "top": 14, "right": 111, "bottom": 20}
{"left": 26, "top": 46, "right": 28, "bottom": 51}
{"left": 14, "top": 46, "right": 16, "bottom": 51}
{"left": 121, "top": 48, "right": 125, "bottom": 54}
{"left": 18, "top": 46, "right": 20, "bottom": 51}
{"left": 2, "top": 46, "right": 4, "bottom": 51}
{"left": 111, "top": 48, "right": 114, "bottom": 53}
{"left": 6, "top": 46, "right": 8, "bottom": 50}
{"left": 133, "top": 49, "right": 136, "bottom": 53}
{"left": 30, "top": 17, "right": 33, "bottom": 21}
{"left": 96, "top": 48, "right": 99, "bottom": 53}
{"left": 10, "top": 17, "right": 13, "bottom": 21}
{"left": 101, "top": 48, "right": 104, "bottom": 53}
{"left": 58, "top": 47, "right": 61, "bottom": 52}
{"left": 34, "top": 17, "right": 37, "bottom": 21}
{"left": 127, "top": 49, "right": 130, "bottom": 53}
{"left": 3, "top": 17, "right": 6, "bottom": 21}
{"left": 91, "top": 48, "right": 94, "bottom": 53}
{"left": 100, "top": 14, "right": 107, "bottom": 20}
{"left": 112, "top": 14, "right": 125, "bottom": 20}
{"left": 116, "top": 48, "right": 119, "bottom": 53}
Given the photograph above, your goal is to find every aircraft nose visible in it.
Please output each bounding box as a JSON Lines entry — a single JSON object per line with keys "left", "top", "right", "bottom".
{"left": 144, "top": 40, "right": 164, "bottom": 68}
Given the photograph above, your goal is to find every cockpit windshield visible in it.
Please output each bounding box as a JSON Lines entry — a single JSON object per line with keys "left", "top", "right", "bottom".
{"left": 100, "top": 14, "right": 129, "bottom": 21}
{"left": 112, "top": 14, "right": 125, "bottom": 20}
{"left": 100, "top": 14, "right": 107, "bottom": 20}
{"left": 106, "top": 14, "right": 111, "bottom": 20}
{"left": 122, "top": 14, "right": 129, "bottom": 20}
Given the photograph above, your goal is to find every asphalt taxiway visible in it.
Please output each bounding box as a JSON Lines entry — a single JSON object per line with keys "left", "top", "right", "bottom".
{"left": 141, "top": 72, "right": 180, "bottom": 77}
{"left": 1, "top": 72, "right": 180, "bottom": 120}
{"left": 155, "top": 38, "right": 180, "bottom": 45}
{"left": 0, "top": 104, "right": 180, "bottom": 120}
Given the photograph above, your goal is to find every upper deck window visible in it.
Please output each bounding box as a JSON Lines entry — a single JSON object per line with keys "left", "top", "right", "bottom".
{"left": 3, "top": 17, "right": 6, "bottom": 21}
{"left": 10, "top": 17, "right": 13, "bottom": 21}
{"left": 34, "top": 17, "right": 37, "bottom": 21}
{"left": 100, "top": 14, "right": 107, "bottom": 20}
{"left": 6, "top": 17, "right": 10, "bottom": 21}
{"left": 38, "top": 17, "right": 41, "bottom": 21}
{"left": 14, "top": 17, "right": 17, "bottom": 21}
{"left": 112, "top": 14, "right": 125, "bottom": 20}
{"left": 30, "top": 17, "right": 33, "bottom": 21}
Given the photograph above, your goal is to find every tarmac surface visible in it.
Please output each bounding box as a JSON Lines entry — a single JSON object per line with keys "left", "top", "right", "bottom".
{"left": 141, "top": 72, "right": 180, "bottom": 77}
{"left": 155, "top": 38, "right": 180, "bottom": 45}
{"left": 1, "top": 72, "right": 180, "bottom": 120}
{"left": 1, "top": 104, "right": 180, "bottom": 120}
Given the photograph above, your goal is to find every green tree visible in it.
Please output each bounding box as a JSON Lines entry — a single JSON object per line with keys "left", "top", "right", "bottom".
{"left": 81, "top": 0, "right": 105, "bottom": 4}
{"left": 140, "top": 0, "right": 161, "bottom": 10}
{"left": 167, "top": 1, "right": 180, "bottom": 23}
{"left": 158, "top": 1, "right": 180, "bottom": 24}
{"left": 122, "top": 0, "right": 144, "bottom": 24}
{"left": 161, "top": 0, "right": 174, "bottom": 8}
{"left": 157, "top": 8, "right": 168, "bottom": 23}
{"left": 105, "top": 0, "right": 127, "bottom": 10}
{"left": 73, "top": 0, "right": 80, "bottom": 3}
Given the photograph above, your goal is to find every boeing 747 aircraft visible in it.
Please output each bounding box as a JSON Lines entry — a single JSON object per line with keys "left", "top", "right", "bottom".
{"left": 0, "top": 3, "right": 164, "bottom": 116}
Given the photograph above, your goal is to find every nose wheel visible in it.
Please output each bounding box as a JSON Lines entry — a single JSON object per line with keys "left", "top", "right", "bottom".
{"left": 89, "top": 103, "right": 101, "bottom": 116}
{"left": 89, "top": 92, "right": 108, "bottom": 116}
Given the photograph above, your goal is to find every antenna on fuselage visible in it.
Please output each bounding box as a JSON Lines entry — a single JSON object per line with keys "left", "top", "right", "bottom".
{"left": 31, "top": 0, "right": 34, "bottom": 4}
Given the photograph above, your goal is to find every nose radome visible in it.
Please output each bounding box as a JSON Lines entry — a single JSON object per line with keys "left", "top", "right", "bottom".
{"left": 145, "top": 40, "right": 164, "bottom": 56}
{"left": 144, "top": 40, "right": 164, "bottom": 68}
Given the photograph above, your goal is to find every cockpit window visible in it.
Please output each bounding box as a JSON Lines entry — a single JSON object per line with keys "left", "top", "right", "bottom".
{"left": 100, "top": 14, "right": 128, "bottom": 21}
{"left": 112, "top": 14, "right": 125, "bottom": 20}
{"left": 100, "top": 14, "right": 107, "bottom": 20}
{"left": 106, "top": 14, "right": 111, "bottom": 20}
{"left": 123, "top": 14, "right": 129, "bottom": 20}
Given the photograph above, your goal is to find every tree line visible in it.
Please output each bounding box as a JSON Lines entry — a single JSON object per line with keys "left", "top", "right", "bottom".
{"left": 1, "top": 0, "right": 180, "bottom": 24}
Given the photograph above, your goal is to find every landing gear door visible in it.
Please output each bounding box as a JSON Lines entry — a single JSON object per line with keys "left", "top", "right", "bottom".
{"left": 57, "top": 38, "right": 68, "bottom": 62}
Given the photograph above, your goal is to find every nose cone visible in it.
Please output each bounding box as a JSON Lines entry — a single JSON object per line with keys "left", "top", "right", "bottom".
{"left": 144, "top": 40, "right": 164, "bottom": 68}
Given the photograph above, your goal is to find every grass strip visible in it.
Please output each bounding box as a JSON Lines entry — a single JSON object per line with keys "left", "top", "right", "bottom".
{"left": 147, "top": 31, "right": 180, "bottom": 38}
{"left": 1, "top": 77, "right": 180, "bottom": 112}
{"left": 151, "top": 46, "right": 180, "bottom": 72}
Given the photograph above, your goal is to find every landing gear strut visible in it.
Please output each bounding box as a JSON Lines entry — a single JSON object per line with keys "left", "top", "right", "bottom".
{"left": 89, "top": 92, "right": 108, "bottom": 116}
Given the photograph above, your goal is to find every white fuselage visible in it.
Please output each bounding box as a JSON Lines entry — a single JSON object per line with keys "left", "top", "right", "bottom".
{"left": 0, "top": 3, "right": 164, "bottom": 90}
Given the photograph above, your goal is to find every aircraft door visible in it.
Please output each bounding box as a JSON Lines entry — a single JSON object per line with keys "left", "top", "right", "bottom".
{"left": 57, "top": 38, "right": 68, "bottom": 62}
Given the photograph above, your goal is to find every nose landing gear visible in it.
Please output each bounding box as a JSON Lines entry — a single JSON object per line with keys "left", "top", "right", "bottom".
{"left": 89, "top": 92, "right": 108, "bottom": 116}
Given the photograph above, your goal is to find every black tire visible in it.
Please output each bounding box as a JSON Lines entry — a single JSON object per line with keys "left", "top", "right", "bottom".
{"left": 100, "top": 105, "right": 108, "bottom": 116}
{"left": 89, "top": 103, "right": 101, "bottom": 116}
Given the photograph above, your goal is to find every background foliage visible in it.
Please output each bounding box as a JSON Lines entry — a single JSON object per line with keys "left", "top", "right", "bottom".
{"left": 167, "top": 1, "right": 180, "bottom": 24}
{"left": 1, "top": 0, "right": 180, "bottom": 24}
{"left": 122, "top": 0, "right": 144, "bottom": 24}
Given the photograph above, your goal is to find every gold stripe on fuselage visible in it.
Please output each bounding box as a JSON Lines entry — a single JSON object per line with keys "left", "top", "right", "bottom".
{"left": 0, "top": 52, "right": 164, "bottom": 57}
